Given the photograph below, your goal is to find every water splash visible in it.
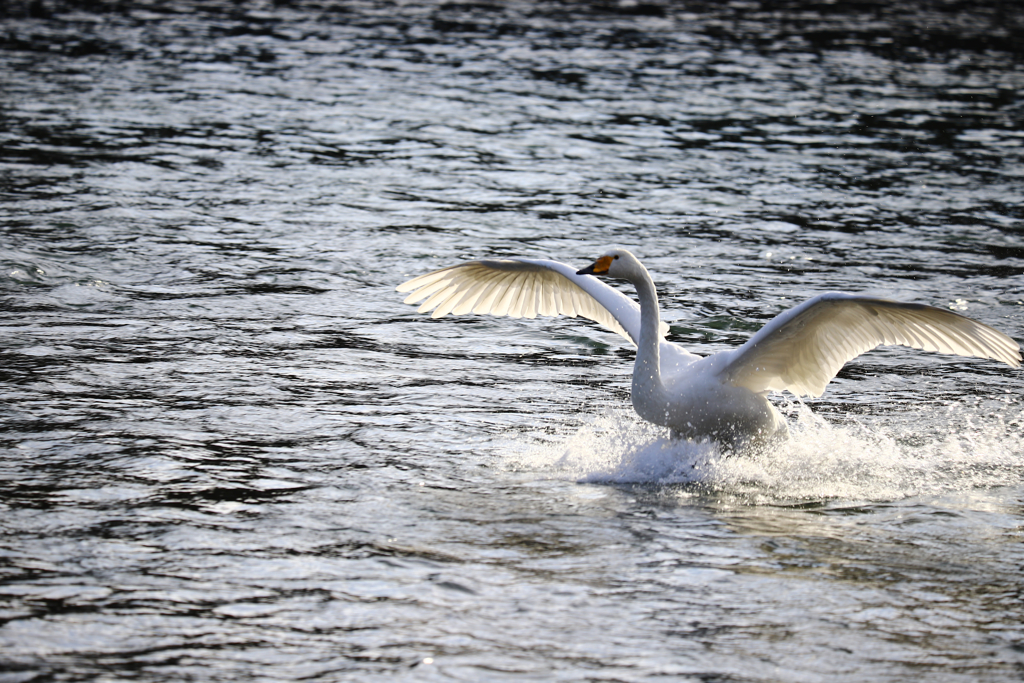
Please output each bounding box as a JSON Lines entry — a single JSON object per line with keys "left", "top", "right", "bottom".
{"left": 504, "top": 401, "right": 1024, "bottom": 503}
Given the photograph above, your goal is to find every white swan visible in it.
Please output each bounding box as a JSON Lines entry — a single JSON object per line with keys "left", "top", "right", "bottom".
{"left": 397, "top": 248, "right": 1020, "bottom": 449}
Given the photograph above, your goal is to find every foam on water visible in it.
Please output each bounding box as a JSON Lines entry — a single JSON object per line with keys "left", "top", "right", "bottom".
{"left": 505, "top": 400, "right": 1024, "bottom": 503}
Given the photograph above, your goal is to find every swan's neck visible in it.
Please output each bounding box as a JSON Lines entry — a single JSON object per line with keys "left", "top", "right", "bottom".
{"left": 629, "top": 264, "right": 668, "bottom": 424}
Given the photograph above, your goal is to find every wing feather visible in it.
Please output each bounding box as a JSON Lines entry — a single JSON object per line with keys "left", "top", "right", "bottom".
{"left": 511, "top": 273, "right": 533, "bottom": 318}
{"left": 402, "top": 277, "right": 450, "bottom": 305}
{"left": 469, "top": 275, "right": 509, "bottom": 315}
{"left": 418, "top": 284, "right": 458, "bottom": 316}
{"left": 541, "top": 278, "right": 557, "bottom": 317}
{"left": 396, "top": 258, "right": 658, "bottom": 345}
{"left": 450, "top": 278, "right": 491, "bottom": 315}
{"left": 431, "top": 285, "right": 474, "bottom": 319}
{"left": 522, "top": 273, "right": 538, "bottom": 318}
{"left": 722, "top": 293, "right": 1021, "bottom": 397}
{"left": 492, "top": 275, "right": 519, "bottom": 317}
{"left": 558, "top": 285, "right": 576, "bottom": 317}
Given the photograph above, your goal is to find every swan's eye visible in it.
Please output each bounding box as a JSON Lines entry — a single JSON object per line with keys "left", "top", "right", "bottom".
{"left": 613, "top": 255, "right": 619, "bottom": 260}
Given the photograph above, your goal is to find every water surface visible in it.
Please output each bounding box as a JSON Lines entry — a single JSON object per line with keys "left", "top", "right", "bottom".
{"left": 2, "top": 1, "right": 1023, "bottom": 681}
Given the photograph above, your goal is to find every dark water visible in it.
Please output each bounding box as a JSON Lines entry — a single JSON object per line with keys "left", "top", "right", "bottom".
{"left": 2, "top": 1, "right": 1024, "bottom": 681}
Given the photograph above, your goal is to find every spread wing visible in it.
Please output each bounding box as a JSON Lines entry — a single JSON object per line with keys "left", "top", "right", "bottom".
{"left": 396, "top": 257, "right": 669, "bottom": 346}
{"left": 721, "top": 293, "right": 1021, "bottom": 397}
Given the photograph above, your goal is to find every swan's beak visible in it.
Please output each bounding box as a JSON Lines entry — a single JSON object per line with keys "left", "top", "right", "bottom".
{"left": 576, "top": 255, "right": 613, "bottom": 276}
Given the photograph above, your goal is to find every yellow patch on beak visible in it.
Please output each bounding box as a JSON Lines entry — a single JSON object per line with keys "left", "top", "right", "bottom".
{"left": 592, "top": 255, "right": 614, "bottom": 274}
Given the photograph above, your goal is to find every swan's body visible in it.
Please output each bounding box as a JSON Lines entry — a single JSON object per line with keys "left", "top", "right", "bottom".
{"left": 397, "top": 249, "right": 1020, "bottom": 450}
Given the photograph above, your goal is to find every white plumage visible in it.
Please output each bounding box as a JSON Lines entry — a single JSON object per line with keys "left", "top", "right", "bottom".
{"left": 397, "top": 257, "right": 668, "bottom": 342}
{"left": 397, "top": 248, "right": 1020, "bottom": 449}
{"left": 722, "top": 293, "right": 1020, "bottom": 398}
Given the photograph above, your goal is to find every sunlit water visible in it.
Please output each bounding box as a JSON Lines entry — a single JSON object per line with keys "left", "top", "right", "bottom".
{"left": 2, "top": 1, "right": 1023, "bottom": 681}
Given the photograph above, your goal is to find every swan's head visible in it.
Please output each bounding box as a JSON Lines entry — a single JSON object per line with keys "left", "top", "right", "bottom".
{"left": 576, "top": 248, "right": 641, "bottom": 279}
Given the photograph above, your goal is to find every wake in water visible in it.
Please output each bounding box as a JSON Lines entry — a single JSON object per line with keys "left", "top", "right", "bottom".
{"left": 505, "top": 399, "right": 1024, "bottom": 502}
